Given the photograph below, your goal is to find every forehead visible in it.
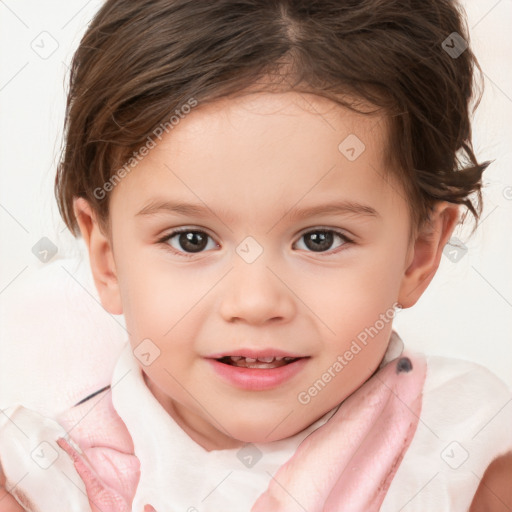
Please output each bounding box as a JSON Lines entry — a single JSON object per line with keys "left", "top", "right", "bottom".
{"left": 166, "top": 91, "right": 387, "bottom": 152}
{"left": 110, "top": 91, "right": 407, "bottom": 227}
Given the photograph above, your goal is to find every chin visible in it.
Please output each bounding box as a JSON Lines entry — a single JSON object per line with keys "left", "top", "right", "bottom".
{"left": 224, "top": 415, "right": 307, "bottom": 445}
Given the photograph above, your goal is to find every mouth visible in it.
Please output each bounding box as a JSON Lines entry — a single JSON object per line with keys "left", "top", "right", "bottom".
{"left": 207, "top": 354, "right": 309, "bottom": 390}
{"left": 215, "top": 355, "right": 300, "bottom": 369}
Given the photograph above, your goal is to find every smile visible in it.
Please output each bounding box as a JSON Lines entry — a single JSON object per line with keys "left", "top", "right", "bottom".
{"left": 207, "top": 357, "right": 309, "bottom": 390}
{"left": 216, "top": 356, "right": 298, "bottom": 369}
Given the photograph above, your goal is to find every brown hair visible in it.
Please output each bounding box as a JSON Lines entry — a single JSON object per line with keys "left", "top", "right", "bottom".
{"left": 55, "top": 0, "right": 489, "bottom": 238}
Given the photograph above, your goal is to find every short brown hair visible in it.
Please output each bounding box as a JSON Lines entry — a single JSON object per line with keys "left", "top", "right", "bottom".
{"left": 55, "top": 0, "right": 489, "bottom": 237}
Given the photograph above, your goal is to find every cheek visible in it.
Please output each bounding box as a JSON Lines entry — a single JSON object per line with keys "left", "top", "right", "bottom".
{"left": 116, "top": 249, "right": 212, "bottom": 353}
{"left": 292, "top": 244, "right": 405, "bottom": 381}
{"left": 114, "top": 242, "right": 177, "bottom": 337}
{"left": 298, "top": 252, "right": 403, "bottom": 333}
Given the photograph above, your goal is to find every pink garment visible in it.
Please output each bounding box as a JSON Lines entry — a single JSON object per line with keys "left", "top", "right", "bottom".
{"left": 54, "top": 351, "right": 426, "bottom": 512}
{"left": 55, "top": 388, "right": 141, "bottom": 512}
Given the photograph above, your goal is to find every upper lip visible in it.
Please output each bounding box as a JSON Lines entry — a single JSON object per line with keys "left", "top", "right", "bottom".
{"left": 206, "top": 349, "right": 308, "bottom": 359}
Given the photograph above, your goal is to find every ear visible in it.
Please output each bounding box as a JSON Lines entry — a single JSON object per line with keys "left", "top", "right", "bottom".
{"left": 398, "top": 202, "right": 460, "bottom": 308}
{"left": 73, "top": 197, "right": 123, "bottom": 315}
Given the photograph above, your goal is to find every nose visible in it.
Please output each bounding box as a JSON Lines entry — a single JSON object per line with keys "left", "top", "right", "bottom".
{"left": 218, "top": 256, "right": 296, "bottom": 326}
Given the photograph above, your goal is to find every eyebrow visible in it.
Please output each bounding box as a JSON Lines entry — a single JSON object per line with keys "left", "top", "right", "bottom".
{"left": 135, "top": 199, "right": 379, "bottom": 221}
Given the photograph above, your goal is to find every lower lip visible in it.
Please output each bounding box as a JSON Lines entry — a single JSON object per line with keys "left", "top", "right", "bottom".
{"left": 206, "top": 358, "right": 308, "bottom": 391}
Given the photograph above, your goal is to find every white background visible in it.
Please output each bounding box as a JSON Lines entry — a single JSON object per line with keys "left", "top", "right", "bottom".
{"left": 0, "top": 0, "right": 511, "bottom": 413}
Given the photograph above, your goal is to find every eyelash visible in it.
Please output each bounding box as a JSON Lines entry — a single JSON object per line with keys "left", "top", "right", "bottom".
{"left": 156, "top": 227, "right": 354, "bottom": 259}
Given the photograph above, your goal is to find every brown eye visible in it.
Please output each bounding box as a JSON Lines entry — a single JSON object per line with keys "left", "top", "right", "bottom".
{"left": 161, "top": 229, "right": 218, "bottom": 255}
{"left": 295, "top": 229, "right": 351, "bottom": 253}
{"left": 177, "top": 231, "right": 208, "bottom": 252}
{"left": 303, "top": 231, "right": 333, "bottom": 251}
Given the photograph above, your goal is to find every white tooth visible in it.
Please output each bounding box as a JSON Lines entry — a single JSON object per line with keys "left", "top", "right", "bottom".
{"left": 257, "top": 357, "right": 275, "bottom": 363}
{"left": 246, "top": 361, "right": 280, "bottom": 368}
{"left": 245, "top": 357, "right": 257, "bottom": 363}
{"left": 275, "top": 357, "right": 284, "bottom": 361}
{"left": 283, "top": 357, "right": 294, "bottom": 361}
{"left": 229, "top": 356, "right": 243, "bottom": 361}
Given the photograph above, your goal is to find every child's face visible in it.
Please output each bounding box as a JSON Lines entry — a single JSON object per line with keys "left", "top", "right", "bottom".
{"left": 90, "top": 92, "right": 442, "bottom": 449}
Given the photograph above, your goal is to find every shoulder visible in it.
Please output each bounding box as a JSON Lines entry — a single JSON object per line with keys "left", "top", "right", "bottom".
{"left": 423, "top": 356, "right": 512, "bottom": 511}
{"left": 421, "top": 354, "right": 512, "bottom": 435}
{"left": 380, "top": 353, "right": 512, "bottom": 512}
{"left": 423, "top": 353, "right": 510, "bottom": 394}
{"left": 0, "top": 486, "right": 24, "bottom": 512}
{"left": 469, "top": 451, "right": 512, "bottom": 511}
{"left": 421, "top": 354, "right": 512, "bottom": 459}
{"left": 0, "top": 404, "right": 93, "bottom": 511}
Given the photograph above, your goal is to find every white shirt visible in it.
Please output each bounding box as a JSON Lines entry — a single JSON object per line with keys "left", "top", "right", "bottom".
{"left": 110, "top": 333, "right": 512, "bottom": 511}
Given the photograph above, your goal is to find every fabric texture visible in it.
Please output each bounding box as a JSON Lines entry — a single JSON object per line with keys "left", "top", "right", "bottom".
{"left": 103, "top": 331, "right": 424, "bottom": 512}
{"left": 1, "top": 331, "right": 511, "bottom": 511}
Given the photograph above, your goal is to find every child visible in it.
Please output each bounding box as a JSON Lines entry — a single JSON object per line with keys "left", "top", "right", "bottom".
{"left": 1, "top": 0, "right": 511, "bottom": 510}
